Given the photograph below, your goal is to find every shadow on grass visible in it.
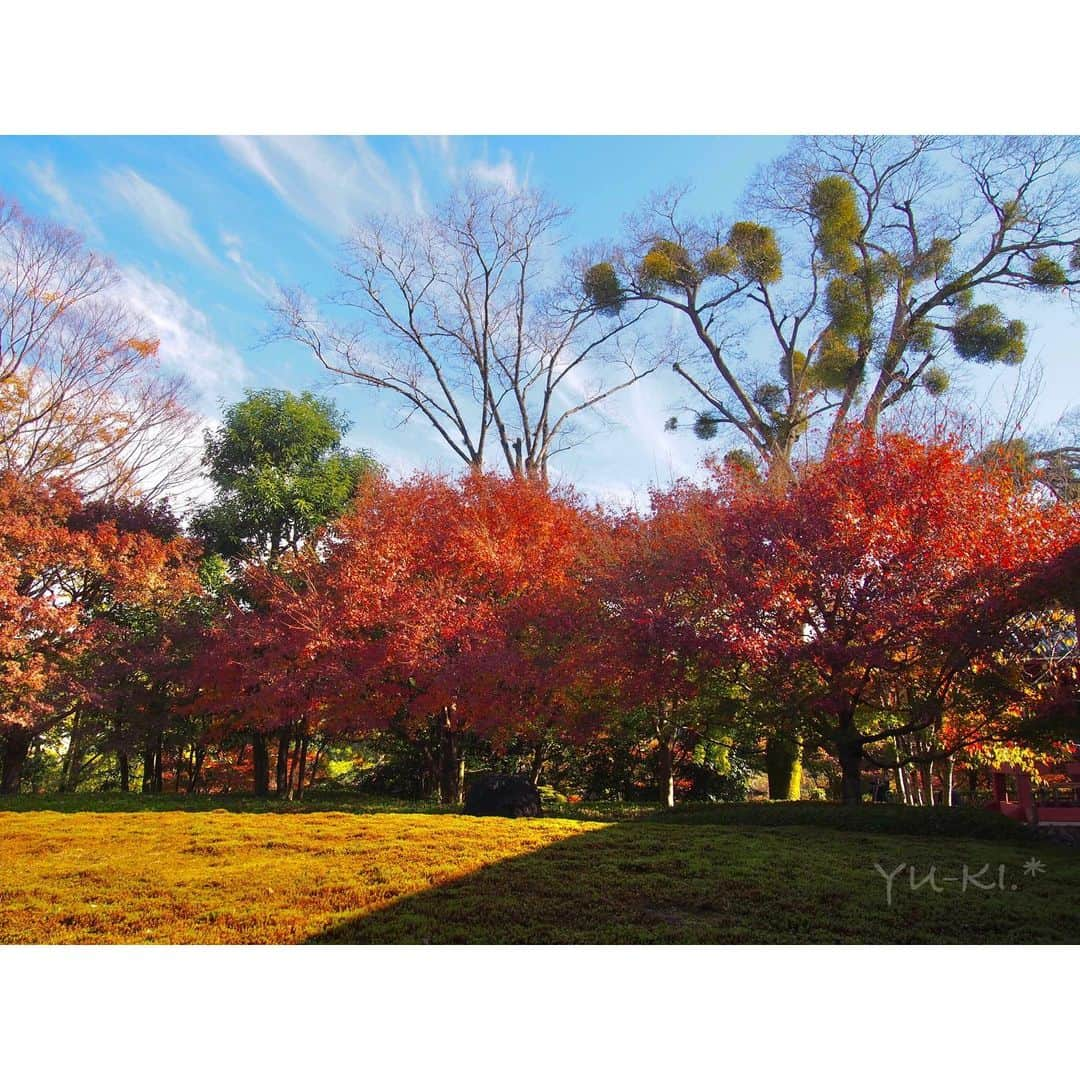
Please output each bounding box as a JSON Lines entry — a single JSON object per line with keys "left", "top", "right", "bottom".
{"left": 307, "top": 811, "right": 1077, "bottom": 945}
{"left": 656, "top": 801, "right": 1041, "bottom": 841}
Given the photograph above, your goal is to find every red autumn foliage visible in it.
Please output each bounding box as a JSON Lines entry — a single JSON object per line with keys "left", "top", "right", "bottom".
{"left": 5, "top": 426, "right": 1075, "bottom": 805}
{"left": 0, "top": 469, "right": 201, "bottom": 791}
{"left": 698, "top": 431, "right": 1080, "bottom": 800}
{"left": 195, "top": 472, "right": 597, "bottom": 756}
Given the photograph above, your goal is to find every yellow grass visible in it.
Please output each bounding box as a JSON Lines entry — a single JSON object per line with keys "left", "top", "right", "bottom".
{"left": 0, "top": 810, "right": 600, "bottom": 944}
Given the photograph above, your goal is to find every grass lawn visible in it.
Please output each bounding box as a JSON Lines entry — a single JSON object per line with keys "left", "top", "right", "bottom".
{"left": 1, "top": 797, "right": 1077, "bottom": 943}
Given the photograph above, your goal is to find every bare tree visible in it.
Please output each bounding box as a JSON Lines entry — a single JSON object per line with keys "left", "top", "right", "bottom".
{"left": 271, "top": 183, "right": 657, "bottom": 479}
{"left": 0, "top": 196, "right": 199, "bottom": 501}
{"left": 587, "top": 136, "right": 1080, "bottom": 481}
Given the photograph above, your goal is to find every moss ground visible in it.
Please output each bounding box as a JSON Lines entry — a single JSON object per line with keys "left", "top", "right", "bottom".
{"left": 1, "top": 797, "right": 1076, "bottom": 943}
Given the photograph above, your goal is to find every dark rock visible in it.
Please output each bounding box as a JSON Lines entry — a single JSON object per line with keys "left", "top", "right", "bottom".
{"left": 464, "top": 774, "right": 542, "bottom": 818}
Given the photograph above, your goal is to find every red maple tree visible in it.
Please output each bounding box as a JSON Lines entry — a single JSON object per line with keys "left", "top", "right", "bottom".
{"left": 703, "top": 431, "right": 1080, "bottom": 802}
{"left": 0, "top": 471, "right": 200, "bottom": 792}
{"left": 195, "top": 471, "right": 595, "bottom": 801}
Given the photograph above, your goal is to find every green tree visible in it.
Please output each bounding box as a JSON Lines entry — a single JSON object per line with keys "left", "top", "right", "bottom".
{"left": 192, "top": 390, "right": 377, "bottom": 568}
{"left": 192, "top": 389, "right": 378, "bottom": 795}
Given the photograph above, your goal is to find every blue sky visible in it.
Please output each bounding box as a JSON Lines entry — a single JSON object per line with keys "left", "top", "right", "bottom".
{"left": 2, "top": 135, "right": 1077, "bottom": 505}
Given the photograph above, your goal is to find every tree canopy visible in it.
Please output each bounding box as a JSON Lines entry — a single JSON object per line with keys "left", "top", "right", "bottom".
{"left": 192, "top": 389, "right": 378, "bottom": 567}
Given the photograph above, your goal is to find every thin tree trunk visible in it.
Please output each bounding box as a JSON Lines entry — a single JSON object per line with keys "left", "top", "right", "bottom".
{"left": 657, "top": 735, "right": 675, "bottom": 809}
{"left": 529, "top": 741, "right": 546, "bottom": 787}
{"left": 142, "top": 741, "right": 156, "bottom": 794}
{"left": 922, "top": 762, "right": 934, "bottom": 807}
{"left": 187, "top": 746, "right": 205, "bottom": 794}
{"left": 276, "top": 731, "right": 290, "bottom": 798}
{"left": 438, "top": 708, "right": 464, "bottom": 806}
{"left": 60, "top": 713, "right": 83, "bottom": 793}
{"left": 655, "top": 701, "right": 677, "bottom": 809}
{"left": 912, "top": 769, "right": 924, "bottom": 806}
{"left": 308, "top": 742, "right": 323, "bottom": 790}
{"left": 944, "top": 756, "right": 955, "bottom": 808}
{"left": 894, "top": 763, "right": 908, "bottom": 805}
{"left": 118, "top": 751, "right": 130, "bottom": 793}
{"left": 296, "top": 728, "right": 309, "bottom": 801}
{"left": 286, "top": 722, "right": 302, "bottom": 800}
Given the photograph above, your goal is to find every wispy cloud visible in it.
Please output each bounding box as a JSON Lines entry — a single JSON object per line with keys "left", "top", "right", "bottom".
{"left": 105, "top": 168, "right": 216, "bottom": 265}
{"left": 220, "top": 136, "right": 412, "bottom": 235}
{"left": 469, "top": 153, "right": 524, "bottom": 193}
{"left": 220, "top": 230, "right": 280, "bottom": 301}
{"left": 112, "top": 265, "right": 249, "bottom": 411}
{"left": 410, "top": 135, "right": 460, "bottom": 183}
{"left": 25, "top": 160, "right": 102, "bottom": 242}
{"left": 223, "top": 136, "right": 535, "bottom": 239}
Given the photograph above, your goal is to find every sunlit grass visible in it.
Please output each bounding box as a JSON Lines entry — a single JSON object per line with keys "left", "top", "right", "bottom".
{"left": 1, "top": 800, "right": 1077, "bottom": 943}
{"left": 0, "top": 810, "right": 598, "bottom": 944}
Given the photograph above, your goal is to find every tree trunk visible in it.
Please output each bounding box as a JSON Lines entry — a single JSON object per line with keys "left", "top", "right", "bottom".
{"left": 766, "top": 736, "right": 802, "bottom": 800}
{"left": 438, "top": 710, "right": 464, "bottom": 806}
{"left": 419, "top": 739, "right": 438, "bottom": 798}
{"left": 894, "top": 764, "right": 908, "bottom": 805}
{"left": 296, "top": 730, "right": 309, "bottom": 801}
{"left": 142, "top": 742, "right": 156, "bottom": 794}
{"left": 187, "top": 746, "right": 205, "bottom": 794}
{"left": 31, "top": 736, "right": 44, "bottom": 795}
{"left": 836, "top": 735, "right": 863, "bottom": 805}
{"left": 285, "top": 724, "right": 303, "bottom": 801}
{"left": 308, "top": 743, "right": 323, "bottom": 790}
{"left": 252, "top": 732, "right": 270, "bottom": 796}
{"left": 60, "top": 713, "right": 83, "bottom": 793}
{"left": 529, "top": 741, "right": 546, "bottom": 787}
{"left": 1, "top": 726, "right": 32, "bottom": 795}
{"left": 275, "top": 731, "right": 290, "bottom": 798}
{"left": 657, "top": 736, "right": 675, "bottom": 809}
{"left": 922, "top": 762, "right": 934, "bottom": 807}
{"left": 916, "top": 770, "right": 926, "bottom": 804}
{"left": 944, "top": 756, "right": 955, "bottom": 808}
{"left": 118, "top": 751, "right": 130, "bottom": 793}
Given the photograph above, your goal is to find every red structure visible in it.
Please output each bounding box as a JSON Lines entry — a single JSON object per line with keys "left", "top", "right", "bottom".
{"left": 987, "top": 761, "right": 1080, "bottom": 826}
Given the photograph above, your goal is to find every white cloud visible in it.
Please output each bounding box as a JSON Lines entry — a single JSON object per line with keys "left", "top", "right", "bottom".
{"left": 407, "top": 160, "right": 426, "bottom": 216}
{"left": 25, "top": 160, "right": 102, "bottom": 242}
{"left": 105, "top": 168, "right": 216, "bottom": 265}
{"left": 409, "top": 135, "right": 460, "bottom": 183}
{"left": 220, "top": 135, "right": 289, "bottom": 200}
{"left": 222, "top": 136, "right": 536, "bottom": 239}
{"left": 112, "top": 265, "right": 249, "bottom": 411}
{"left": 469, "top": 154, "right": 523, "bottom": 193}
{"left": 220, "top": 230, "right": 280, "bottom": 301}
{"left": 220, "top": 135, "right": 411, "bottom": 235}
